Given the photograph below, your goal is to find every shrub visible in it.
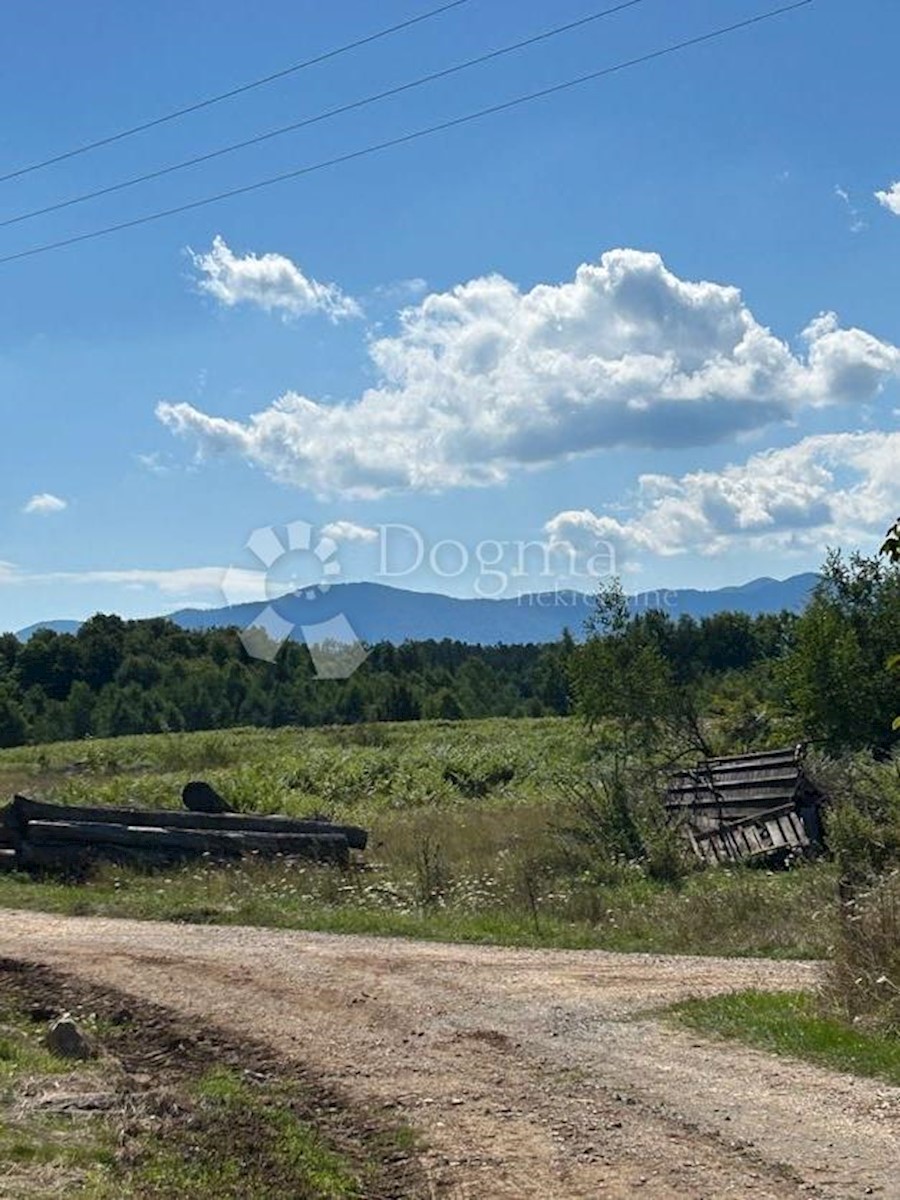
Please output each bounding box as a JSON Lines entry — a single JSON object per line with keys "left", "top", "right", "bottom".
{"left": 821, "top": 871, "right": 900, "bottom": 1035}
{"left": 555, "top": 757, "right": 693, "bottom": 884}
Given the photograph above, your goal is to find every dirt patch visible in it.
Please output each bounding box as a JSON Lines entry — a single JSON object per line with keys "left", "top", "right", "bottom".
{"left": 0, "top": 956, "right": 430, "bottom": 1199}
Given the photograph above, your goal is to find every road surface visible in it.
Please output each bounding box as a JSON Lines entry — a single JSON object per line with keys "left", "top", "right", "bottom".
{"left": 0, "top": 910, "right": 895, "bottom": 1198}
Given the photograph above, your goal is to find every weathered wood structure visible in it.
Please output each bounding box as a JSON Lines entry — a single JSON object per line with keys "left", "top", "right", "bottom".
{"left": 665, "top": 745, "right": 826, "bottom": 865}
{"left": 0, "top": 789, "right": 367, "bottom": 874}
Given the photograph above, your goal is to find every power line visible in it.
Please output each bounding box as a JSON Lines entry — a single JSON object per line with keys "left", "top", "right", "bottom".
{"left": 0, "top": 0, "right": 648, "bottom": 231}
{"left": 0, "top": 1, "right": 814, "bottom": 268}
{"left": 0, "top": 0, "right": 473, "bottom": 186}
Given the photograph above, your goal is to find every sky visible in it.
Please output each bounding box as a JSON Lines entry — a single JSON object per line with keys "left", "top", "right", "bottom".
{"left": 1, "top": 0, "right": 898, "bottom": 632}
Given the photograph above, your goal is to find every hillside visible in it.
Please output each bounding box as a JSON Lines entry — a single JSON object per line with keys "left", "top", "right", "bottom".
{"left": 15, "top": 573, "right": 819, "bottom": 644}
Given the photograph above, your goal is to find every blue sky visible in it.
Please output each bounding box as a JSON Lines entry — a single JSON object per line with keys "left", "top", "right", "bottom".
{"left": 1, "top": 0, "right": 898, "bottom": 632}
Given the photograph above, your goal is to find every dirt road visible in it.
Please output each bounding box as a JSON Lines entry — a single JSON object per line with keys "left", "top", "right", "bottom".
{"left": 0, "top": 910, "right": 895, "bottom": 1199}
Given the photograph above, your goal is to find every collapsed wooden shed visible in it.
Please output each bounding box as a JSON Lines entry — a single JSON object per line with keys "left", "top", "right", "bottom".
{"left": 665, "top": 745, "right": 826, "bottom": 866}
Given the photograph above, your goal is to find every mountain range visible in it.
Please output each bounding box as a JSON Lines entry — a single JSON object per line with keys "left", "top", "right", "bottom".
{"left": 14, "top": 573, "right": 819, "bottom": 645}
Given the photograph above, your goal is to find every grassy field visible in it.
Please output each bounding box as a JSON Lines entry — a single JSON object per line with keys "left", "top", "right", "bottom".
{"left": 0, "top": 718, "right": 839, "bottom": 958}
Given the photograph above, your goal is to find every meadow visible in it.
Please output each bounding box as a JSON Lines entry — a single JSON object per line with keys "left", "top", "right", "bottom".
{"left": 0, "top": 717, "right": 839, "bottom": 959}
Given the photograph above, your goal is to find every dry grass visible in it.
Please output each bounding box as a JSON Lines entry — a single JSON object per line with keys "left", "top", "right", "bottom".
{"left": 821, "top": 871, "right": 900, "bottom": 1035}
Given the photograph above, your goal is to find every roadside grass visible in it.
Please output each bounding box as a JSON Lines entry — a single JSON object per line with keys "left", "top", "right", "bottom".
{"left": 101, "top": 1068, "right": 363, "bottom": 1200}
{"left": 0, "top": 855, "right": 837, "bottom": 958}
{"left": 668, "top": 989, "right": 900, "bottom": 1086}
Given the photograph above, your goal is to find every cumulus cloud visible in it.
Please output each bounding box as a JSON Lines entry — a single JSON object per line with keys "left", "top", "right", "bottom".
{"left": 22, "top": 493, "right": 67, "bottom": 515}
{"left": 875, "top": 182, "right": 900, "bottom": 216}
{"left": 190, "top": 236, "right": 361, "bottom": 321}
{"left": 545, "top": 430, "right": 900, "bottom": 562}
{"left": 320, "top": 520, "right": 378, "bottom": 543}
{"left": 159, "top": 249, "right": 900, "bottom": 498}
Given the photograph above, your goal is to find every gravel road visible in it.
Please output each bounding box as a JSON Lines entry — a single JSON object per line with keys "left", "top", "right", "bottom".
{"left": 1, "top": 910, "right": 896, "bottom": 1199}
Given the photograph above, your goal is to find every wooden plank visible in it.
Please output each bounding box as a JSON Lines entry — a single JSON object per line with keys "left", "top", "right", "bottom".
{"left": 667, "top": 771, "right": 800, "bottom": 796}
{"left": 24, "top": 820, "right": 350, "bottom": 865}
{"left": 9, "top": 795, "right": 367, "bottom": 850}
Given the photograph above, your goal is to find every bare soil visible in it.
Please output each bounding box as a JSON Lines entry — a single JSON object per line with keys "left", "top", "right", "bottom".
{"left": 1, "top": 910, "right": 896, "bottom": 1199}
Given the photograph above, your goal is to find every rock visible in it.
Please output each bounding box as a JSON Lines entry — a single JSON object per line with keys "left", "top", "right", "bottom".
{"left": 182, "top": 781, "right": 234, "bottom": 814}
{"left": 45, "top": 1015, "right": 95, "bottom": 1060}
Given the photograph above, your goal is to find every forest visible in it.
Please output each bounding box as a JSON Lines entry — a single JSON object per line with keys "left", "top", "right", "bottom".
{"left": 0, "top": 545, "right": 897, "bottom": 756}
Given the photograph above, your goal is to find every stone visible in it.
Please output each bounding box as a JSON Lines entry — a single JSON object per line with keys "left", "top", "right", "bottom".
{"left": 182, "top": 780, "right": 234, "bottom": 814}
{"left": 45, "top": 1015, "right": 95, "bottom": 1060}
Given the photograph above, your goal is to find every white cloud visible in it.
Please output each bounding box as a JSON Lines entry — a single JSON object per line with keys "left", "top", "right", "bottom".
{"left": 372, "top": 277, "right": 429, "bottom": 302}
{"left": 545, "top": 430, "right": 900, "bottom": 562}
{"left": 189, "top": 236, "right": 361, "bottom": 322}
{"left": 834, "top": 185, "right": 866, "bottom": 233}
{"left": 875, "top": 181, "right": 900, "bottom": 216}
{"left": 159, "top": 249, "right": 900, "bottom": 499}
{"left": 320, "top": 520, "right": 378, "bottom": 543}
{"left": 0, "top": 563, "right": 262, "bottom": 602}
{"left": 22, "top": 493, "right": 67, "bottom": 515}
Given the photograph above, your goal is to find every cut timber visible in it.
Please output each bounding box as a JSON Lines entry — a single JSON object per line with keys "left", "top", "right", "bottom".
{"left": 9, "top": 796, "right": 367, "bottom": 850}
{"left": 22, "top": 820, "right": 350, "bottom": 866}
{"left": 0, "top": 848, "right": 17, "bottom": 872}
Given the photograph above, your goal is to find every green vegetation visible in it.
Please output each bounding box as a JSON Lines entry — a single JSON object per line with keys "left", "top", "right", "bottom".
{"left": 669, "top": 989, "right": 900, "bottom": 1086}
{"left": 780, "top": 548, "right": 900, "bottom": 754}
{"left": 105, "top": 1068, "right": 363, "bottom": 1200}
{"left": 0, "top": 532, "right": 897, "bottom": 1060}
{"left": 0, "top": 718, "right": 840, "bottom": 959}
{"left": 0, "top": 603, "right": 801, "bottom": 748}
{"left": 0, "top": 1001, "right": 114, "bottom": 1192}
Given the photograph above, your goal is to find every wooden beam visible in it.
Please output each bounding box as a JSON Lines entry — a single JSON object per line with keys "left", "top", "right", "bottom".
{"left": 9, "top": 795, "right": 366, "bottom": 850}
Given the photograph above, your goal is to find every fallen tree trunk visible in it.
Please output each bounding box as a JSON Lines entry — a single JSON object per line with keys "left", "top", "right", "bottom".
{"left": 23, "top": 819, "right": 350, "bottom": 865}
{"left": 9, "top": 795, "right": 367, "bottom": 850}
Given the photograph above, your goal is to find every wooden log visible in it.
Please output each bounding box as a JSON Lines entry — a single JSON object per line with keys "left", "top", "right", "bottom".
{"left": 24, "top": 820, "right": 350, "bottom": 866}
{"left": 9, "top": 795, "right": 367, "bottom": 850}
{"left": 0, "top": 848, "right": 18, "bottom": 872}
{"left": 17, "top": 843, "right": 146, "bottom": 873}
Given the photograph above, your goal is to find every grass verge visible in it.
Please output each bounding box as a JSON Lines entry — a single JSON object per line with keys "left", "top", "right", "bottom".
{"left": 669, "top": 989, "right": 900, "bottom": 1086}
{"left": 0, "top": 856, "right": 836, "bottom": 958}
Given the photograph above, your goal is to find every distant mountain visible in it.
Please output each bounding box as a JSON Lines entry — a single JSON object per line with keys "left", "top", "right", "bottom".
{"left": 14, "top": 574, "right": 819, "bottom": 645}
{"left": 167, "top": 574, "right": 820, "bottom": 645}
{"left": 14, "top": 619, "right": 82, "bottom": 641}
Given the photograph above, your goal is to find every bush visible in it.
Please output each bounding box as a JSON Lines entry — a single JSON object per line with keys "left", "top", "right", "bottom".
{"left": 555, "top": 757, "right": 693, "bottom": 884}
{"left": 821, "top": 871, "right": 900, "bottom": 1035}
{"left": 810, "top": 752, "right": 900, "bottom": 882}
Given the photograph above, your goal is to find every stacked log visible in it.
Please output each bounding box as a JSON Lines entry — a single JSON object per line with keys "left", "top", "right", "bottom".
{"left": 1, "top": 792, "right": 367, "bottom": 874}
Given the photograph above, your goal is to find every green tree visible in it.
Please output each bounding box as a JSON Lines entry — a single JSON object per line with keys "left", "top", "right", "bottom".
{"left": 569, "top": 580, "right": 675, "bottom": 752}
{"left": 782, "top": 546, "right": 900, "bottom": 752}
{"left": 880, "top": 517, "right": 900, "bottom": 732}
{"left": 0, "top": 686, "right": 28, "bottom": 747}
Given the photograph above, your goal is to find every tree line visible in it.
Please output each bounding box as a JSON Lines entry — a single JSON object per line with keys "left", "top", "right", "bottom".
{"left": 0, "top": 542, "right": 896, "bottom": 752}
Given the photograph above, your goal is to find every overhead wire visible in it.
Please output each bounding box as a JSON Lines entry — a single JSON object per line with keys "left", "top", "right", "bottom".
{"left": 0, "top": 0, "right": 474, "bottom": 185}
{"left": 0, "top": 0, "right": 648, "bottom": 230}
{"left": 0, "top": 1, "right": 814, "bottom": 268}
